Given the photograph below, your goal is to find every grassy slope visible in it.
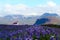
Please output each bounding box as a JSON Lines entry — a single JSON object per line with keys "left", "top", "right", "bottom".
{"left": 41, "top": 24, "right": 60, "bottom": 28}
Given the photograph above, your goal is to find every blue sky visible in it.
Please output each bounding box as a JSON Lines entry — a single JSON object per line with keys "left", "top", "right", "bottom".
{"left": 0, "top": 0, "right": 59, "bottom": 6}
{"left": 0, "top": 0, "right": 60, "bottom": 16}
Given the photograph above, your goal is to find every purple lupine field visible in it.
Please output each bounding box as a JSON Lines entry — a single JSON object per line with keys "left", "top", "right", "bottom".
{"left": 0, "top": 25, "right": 60, "bottom": 40}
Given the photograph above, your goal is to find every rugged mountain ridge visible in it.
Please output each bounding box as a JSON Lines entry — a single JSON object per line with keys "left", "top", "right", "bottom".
{"left": 0, "top": 13, "right": 59, "bottom": 25}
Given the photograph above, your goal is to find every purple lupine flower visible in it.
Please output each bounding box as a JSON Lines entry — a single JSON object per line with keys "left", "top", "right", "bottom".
{"left": 46, "top": 29, "right": 51, "bottom": 34}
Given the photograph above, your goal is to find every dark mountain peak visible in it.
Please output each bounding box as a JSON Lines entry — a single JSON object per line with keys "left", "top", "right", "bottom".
{"left": 41, "top": 13, "right": 58, "bottom": 18}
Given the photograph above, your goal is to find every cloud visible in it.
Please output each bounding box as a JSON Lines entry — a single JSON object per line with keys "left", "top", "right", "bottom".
{"left": 47, "top": 1, "right": 56, "bottom": 7}
{"left": 0, "top": 1, "right": 60, "bottom": 17}
{"left": 4, "top": 4, "right": 12, "bottom": 12}
{"left": 37, "top": 1, "right": 56, "bottom": 7}
{"left": 3, "top": 4, "right": 28, "bottom": 15}
{"left": 14, "top": 4, "right": 28, "bottom": 10}
{"left": 2, "top": 4, "right": 43, "bottom": 16}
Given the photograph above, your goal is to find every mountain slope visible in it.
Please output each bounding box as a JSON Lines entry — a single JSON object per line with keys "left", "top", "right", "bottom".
{"left": 34, "top": 18, "right": 50, "bottom": 25}
{"left": 34, "top": 13, "right": 60, "bottom": 25}
{"left": 3, "top": 15, "right": 39, "bottom": 25}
